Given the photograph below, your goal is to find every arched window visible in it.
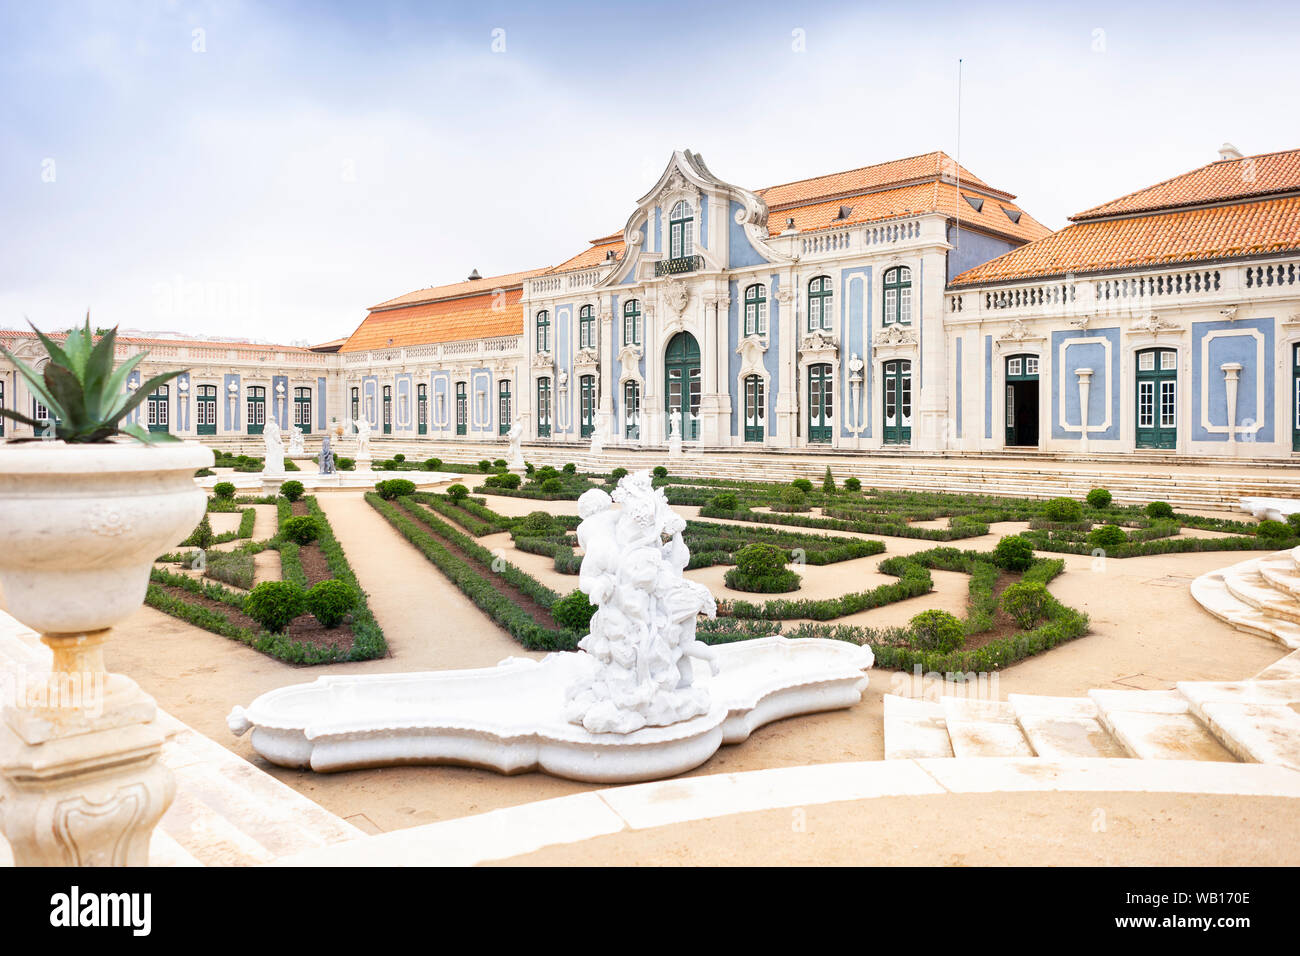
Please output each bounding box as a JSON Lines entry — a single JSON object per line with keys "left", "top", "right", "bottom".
{"left": 579, "top": 304, "right": 595, "bottom": 349}
{"left": 535, "top": 310, "right": 551, "bottom": 352}
{"left": 669, "top": 200, "right": 694, "bottom": 260}
{"left": 883, "top": 266, "right": 912, "bottom": 325}
{"left": 623, "top": 380, "right": 641, "bottom": 440}
{"left": 808, "top": 275, "right": 833, "bottom": 331}
{"left": 623, "top": 299, "right": 641, "bottom": 346}
{"left": 743, "top": 284, "right": 768, "bottom": 337}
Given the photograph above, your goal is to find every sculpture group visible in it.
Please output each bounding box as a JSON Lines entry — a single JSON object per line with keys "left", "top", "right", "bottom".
{"left": 565, "top": 470, "right": 718, "bottom": 734}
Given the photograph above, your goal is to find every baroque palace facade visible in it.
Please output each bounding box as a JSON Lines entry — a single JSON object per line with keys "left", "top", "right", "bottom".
{"left": 3, "top": 146, "right": 1299, "bottom": 460}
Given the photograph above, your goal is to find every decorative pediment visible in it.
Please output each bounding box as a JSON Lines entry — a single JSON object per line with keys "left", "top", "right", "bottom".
{"left": 574, "top": 347, "right": 601, "bottom": 369}
{"left": 1126, "top": 313, "right": 1183, "bottom": 337}
{"left": 874, "top": 324, "right": 918, "bottom": 347}
{"left": 800, "top": 330, "right": 839, "bottom": 360}
{"left": 531, "top": 351, "right": 554, "bottom": 370}
{"left": 994, "top": 317, "right": 1047, "bottom": 351}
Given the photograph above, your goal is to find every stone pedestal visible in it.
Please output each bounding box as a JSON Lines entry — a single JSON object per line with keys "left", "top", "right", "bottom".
{"left": 261, "top": 474, "right": 284, "bottom": 497}
{"left": 0, "top": 631, "right": 174, "bottom": 867}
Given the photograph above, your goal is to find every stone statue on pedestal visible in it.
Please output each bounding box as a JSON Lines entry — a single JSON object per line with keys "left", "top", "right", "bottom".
{"left": 318, "top": 432, "right": 335, "bottom": 474}
{"left": 288, "top": 424, "right": 305, "bottom": 456}
{"left": 506, "top": 419, "right": 525, "bottom": 469}
{"left": 354, "top": 417, "right": 372, "bottom": 463}
{"left": 262, "top": 419, "right": 285, "bottom": 475}
{"left": 564, "top": 471, "right": 718, "bottom": 735}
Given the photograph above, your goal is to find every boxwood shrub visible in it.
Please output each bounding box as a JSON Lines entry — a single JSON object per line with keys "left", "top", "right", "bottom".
{"left": 1043, "top": 497, "right": 1084, "bottom": 522}
{"left": 304, "top": 579, "right": 356, "bottom": 628}
{"left": 992, "top": 534, "right": 1034, "bottom": 571}
{"left": 280, "top": 514, "right": 321, "bottom": 545}
{"left": 243, "top": 581, "right": 305, "bottom": 633}
{"left": 1086, "top": 488, "right": 1112, "bottom": 509}
{"left": 213, "top": 481, "right": 236, "bottom": 499}
{"left": 280, "top": 479, "right": 305, "bottom": 502}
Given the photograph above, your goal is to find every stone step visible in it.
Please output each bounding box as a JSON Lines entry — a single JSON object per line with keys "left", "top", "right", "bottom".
{"left": 1007, "top": 694, "right": 1129, "bottom": 759}
{"left": 1254, "top": 648, "right": 1300, "bottom": 681}
{"left": 1257, "top": 552, "right": 1300, "bottom": 600}
{"left": 1222, "top": 563, "right": 1300, "bottom": 625}
{"left": 940, "top": 697, "right": 1035, "bottom": 757}
{"left": 882, "top": 695, "right": 952, "bottom": 759}
{"left": 1177, "top": 680, "right": 1300, "bottom": 771}
{"left": 1189, "top": 566, "right": 1300, "bottom": 649}
{"left": 1089, "top": 689, "right": 1237, "bottom": 763}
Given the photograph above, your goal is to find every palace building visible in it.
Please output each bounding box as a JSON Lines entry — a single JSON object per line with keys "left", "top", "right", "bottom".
{"left": 3, "top": 145, "right": 1298, "bottom": 461}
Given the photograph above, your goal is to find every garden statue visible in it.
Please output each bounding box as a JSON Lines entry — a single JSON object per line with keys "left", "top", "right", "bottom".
{"left": 564, "top": 471, "right": 718, "bottom": 734}
{"left": 506, "top": 419, "right": 525, "bottom": 469}
{"left": 262, "top": 418, "right": 285, "bottom": 475}
{"left": 354, "top": 416, "right": 372, "bottom": 464}
{"left": 318, "top": 432, "right": 335, "bottom": 474}
{"left": 288, "top": 424, "right": 305, "bottom": 456}
{"left": 589, "top": 419, "right": 607, "bottom": 456}
{"left": 667, "top": 412, "right": 682, "bottom": 457}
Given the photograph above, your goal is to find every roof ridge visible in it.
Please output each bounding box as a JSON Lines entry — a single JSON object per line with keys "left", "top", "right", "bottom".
{"left": 754, "top": 150, "right": 950, "bottom": 195}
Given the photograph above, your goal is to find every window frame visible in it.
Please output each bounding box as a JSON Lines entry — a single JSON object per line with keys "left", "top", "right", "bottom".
{"left": 743, "top": 284, "right": 768, "bottom": 337}
{"left": 883, "top": 266, "right": 913, "bottom": 326}
{"left": 808, "top": 275, "right": 833, "bottom": 332}
{"left": 623, "top": 299, "right": 641, "bottom": 346}
{"left": 535, "top": 310, "right": 551, "bottom": 353}
{"left": 669, "top": 200, "right": 694, "bottom": 260}
{"left": 579, "top": 304, "right": 596, "bottom": 350}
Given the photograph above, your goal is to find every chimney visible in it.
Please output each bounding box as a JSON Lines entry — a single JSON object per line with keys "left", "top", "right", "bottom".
{"left": 782, "top": 217, "right": 797, "bottom": 234}
{"left": 467, "top": 268, "right": 482, "bottom": 281}
{"left": 1218, "top": 143, "right": 1243, "bottom": 161}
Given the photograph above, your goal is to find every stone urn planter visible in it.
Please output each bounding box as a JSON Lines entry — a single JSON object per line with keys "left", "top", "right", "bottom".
{"left": 0, "top": 438, "right": 213, "bottom": 866}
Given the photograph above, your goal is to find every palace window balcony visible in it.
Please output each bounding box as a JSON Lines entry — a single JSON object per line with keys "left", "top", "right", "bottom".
{"left": 655, "top": 255, "right": 703, "bottom": 277}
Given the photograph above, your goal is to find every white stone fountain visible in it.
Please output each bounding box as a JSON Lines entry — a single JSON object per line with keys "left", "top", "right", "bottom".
{"left": 228, "top": 469, "right": 873, "bottom": 782}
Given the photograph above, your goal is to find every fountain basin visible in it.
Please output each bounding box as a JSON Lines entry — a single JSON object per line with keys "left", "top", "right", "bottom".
{"left": 228, "top": 637, "right": 874, "bottom": 783}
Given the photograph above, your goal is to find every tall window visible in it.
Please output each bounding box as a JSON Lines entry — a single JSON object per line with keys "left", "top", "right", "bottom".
{"left": 623, "top": 380, "right": 641, "bottom": 439}
{"left": 743, "top": 375, "right": 765, "bottom": 442}
{"left": 0, "top": 380, "right": 5, "bottom": 436}
{"left": 246, "top": 386, "right": 266, "bottom": 434}
{"left": 197, "top": 384, "right": 217, "bottom": 435}
{"left": 536, "top": 378, "right": 552, "bottom": 437}
{"left": 808, "top": 275, "right": 833, "bottom": 331}
{"left": 743, "top": 284, "right": 768, "bottom": 337}
{"left": 293, "top": 387, "right": 312, "bottom": 431}
{"left": 417, "top": 383, "right": 428, "bottom": 434}
{"left": 351, "top": 387, "right": 359, "bottom": 424}
{"left": 536, "top": 310, "right": 551, "bottom": 353}
{"left": 579, "top": 374, "right": 596, "bottom": 438}
{"left": 498, "top": 380, "right": 511, "bottom": 435}
{"left": 455, "top": 382, "right": 466, "bottom": 436}
{"left": 669, "top": 200, "right": 694, "bottom": 259}
{"left": 382, "top": 385, "right": 393, "bottom": 434}
{"left": 579, "top": 305, "right": 595, "bottom": 349}
{"left": 623, "top": 299, "right": 641, "bottom": 346}
{"left": 884, "top": 266, "right": 912, "bottom": 325}
{"left": 147, "top": 385, "right": 169, "bottom": 432}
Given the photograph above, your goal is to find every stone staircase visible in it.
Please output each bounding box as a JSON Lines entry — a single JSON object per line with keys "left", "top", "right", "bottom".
{"left": 885, "top": 548, "right": 1300, "bottom": 770}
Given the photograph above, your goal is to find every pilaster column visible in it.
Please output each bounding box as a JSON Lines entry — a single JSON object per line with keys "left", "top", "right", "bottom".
{"left": 1075, "top": 368, "right": 1094, "bottom": 454}
{"left": 1221, "top": 362, "right": 1242, "bottom": 448}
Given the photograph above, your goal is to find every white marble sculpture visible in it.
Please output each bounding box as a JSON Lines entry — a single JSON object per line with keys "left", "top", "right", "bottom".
{"left": 506, "top": 419, "right": 525, "bottom": 469}
{"left": 564, "top": 471, "right": 719, "bottom": 734}
{"left": 589, "top": 420, "right": 607, "bottom": 455}
{"left": 354, "top": 416, "right": 372, "bottom": 464}
{"left": 288, "top": 424, "right": 305, "bottom": 457}
{"left": 262, "top": 418, "right": 285, "bottom": 475}
{"left": 667, "top": 413, "right": 682, "bottom": 457}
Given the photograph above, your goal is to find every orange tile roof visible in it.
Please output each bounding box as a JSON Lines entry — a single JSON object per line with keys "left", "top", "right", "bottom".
{"left": 1073, "top": 148, "right": 1300, "bottom": 221}
{"left": 756, "top": 151, "right": 998, "bottom": 209}
{"left": 549, "top": 236, "right": 626, "bottom": 274}
{"left": 949, "top": 195, "right": 1300, "bottom": 286}
{"left": 342, "top": 287, "right": 525, "bottom": 352}
{"left": 368, "top": 267, "right": 551, "bottom": 311}
{"left": 0, "top": 329, "right": 311, "bottom": 352}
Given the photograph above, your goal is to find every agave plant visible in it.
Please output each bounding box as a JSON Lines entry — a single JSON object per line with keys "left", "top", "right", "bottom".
{"left": 0, "top": 316, "right": 187, "bottom": 444}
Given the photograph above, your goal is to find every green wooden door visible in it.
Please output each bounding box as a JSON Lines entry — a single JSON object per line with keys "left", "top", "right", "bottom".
{"left": 744, "top": 375, "right": 765, "bottom": 442}
{"left": 454, "top": 383, "right": 466, "bottom": 436}
{"left": 1136, "top": 348, "right": 1177, "bottom": 449}
{"left": 246, "top": 387, "right": 265, "bottom": 435}
{"left": 498, "top": 381, "right": 511, "bottom": 435}
{"left": 1004, "top": 354, "right": 1040, "bottom": 447}
{"left": 536, "top": 378, "right": 551, "bottom": 437}
{"left": 196, "top": 385, "right": 217, "bottom": 435}
{"left": 883, "top": 360, "right": 912, "bottom": 445}
{"left": 580, "top": 375, "right": 596, "bottom": 438}
{"left": 664, "top": 332, "right": 700, "bottom": 440}
{"left": 808, "top": 364, "right": 832, "bottom": 443}
{"left": 418, "top": 385, "right": 428, "bottom": 435}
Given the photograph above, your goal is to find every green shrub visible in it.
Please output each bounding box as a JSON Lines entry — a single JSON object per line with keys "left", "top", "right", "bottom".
{"left": 518, "top": 511, "right": 555, "bottom": 535}
{"left": 541, "top": 477, "right": 563, "bottom": 494}
{"left": 525, "top": 462, "right": 535, "bottom": 475}
{"left": 791, "top": 478, "right": 813, "bottom": 494}
{"left": 822, "top": 467, "right": 835, "bottom": 494}
{"left": 280, "top": 480, "right": 305, "bottom": 502}
{"left": 494, "top": 459, "right": 507, "bottom": 469}
{"left": 498, "top": 472, "right": 522, "bottom": 490}
{"left": 1257, "top": 519, "right": 1292, "bottom": 541}
{"left": 563, "top": 462, "right": 577, "bottom": 474}
{"left": 243, "top": 581, "right": 305, "bottom": 633}
{"left": 1000, "top": 581, "right": 1050, "bottom": 629}
{"left": 185, "top": 513, "right": 215, "bottom": 549}
{"left": 653, "top": 465, "right": 668, "bottom": 479}
{"left": 375, "top": 478, "right": 417, "bottom": 501}
{"left": 281, "top": 514, "right": 321, "bottom": 545}
{"left": 845, "top": 477, "right": 861, "bottom": 492}
{"left": 304, "top": 579, "right": 357, "bottom": 628}
{"left": 479, "top": 459, "right": 491, "bottom": 472}
{"left": 992, "top": 534, "right": 1034, "bottom": 571}
{"left": 1043, "top": 497, "right": 1083, "bottom": 522}
{"left": 1087, "top": 523, "right": 1128, "bottom": 549}
{"left": 1086, "top": 488, "right": 1112, "bottom": 509}
{"left": 213, "top": 481, "right": 236, "bottom": 499}
{"left": 195, "top": 467, "right": 215, "bottom": 477}
{"left": 204, "top": 551, "right": 254, "bottom": 590}
{"left": 710, "top": 492, "right": 739, "bottom": 511}
{"left": 447, "top": 483, "right": 470, "bottom": 502}
{"left": 907, "top": 609, "right": 964, "bottom": 653}
{"left": 1289, "top": 513, "right": 1300, "bottom": 535}
{"left": 779, "top": 486, "right": 808, "bottom": 512}
{"left": 1146, "top": 501, "right": 1174, "bottom": 519}
{"left": 552, "top": 589, "right": 597, "bottom": 631}
{"left": 336, "top": 456, "right": 355, "bottom": 471}
{"left": 483, "top": 475, "right": 502, "bottom": 488}
{"left": 609, "top": 467, "right": 628, "bottom": 483}
{"left": 735, "top": 543, "right": 788, "bottom": 578}
{"left": 423, "top": 457, "right": 442, "bottom": 471}
{"left": 394, "top": 453, "right": 406, "bottom": 462}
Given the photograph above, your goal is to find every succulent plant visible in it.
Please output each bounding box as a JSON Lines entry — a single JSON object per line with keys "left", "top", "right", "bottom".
{"left": 0, "top": 316, "right": 186, "bottom": 443}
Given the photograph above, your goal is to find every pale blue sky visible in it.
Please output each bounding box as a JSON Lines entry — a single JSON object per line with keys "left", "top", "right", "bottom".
{"left": 2, "top": 0, "right": 1297, "bottom": 343}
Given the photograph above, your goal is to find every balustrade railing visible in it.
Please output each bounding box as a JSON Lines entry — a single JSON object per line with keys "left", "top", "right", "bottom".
{"left": 654, "top": 255, "right": 703, "bottom": 277}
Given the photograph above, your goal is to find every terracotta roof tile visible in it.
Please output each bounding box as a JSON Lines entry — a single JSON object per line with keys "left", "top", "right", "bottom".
{"left": 549, "top": 236, "right": 626, "bottom": 274}
{"left": 1072, "top": 148, "right": 1300, "bottom": 220}
{"left": 0, "top": 329, "right": 310, "bottom": 352}
{"left": 756, "top": 151, "right": 996, "bottom": 209}
{"left": 342, "top": 288, "right": 524, "bottom": 352}
{"left": 949, "top": 195, "right": 1300, "bottom": 286}
{"left": 368, "top": 267, "right": 551, "bottom": 311}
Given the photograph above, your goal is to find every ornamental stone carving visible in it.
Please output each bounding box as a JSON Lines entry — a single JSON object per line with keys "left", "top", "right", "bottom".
{"left": 874, "top": 324, "right": 918, "bottom": 347}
